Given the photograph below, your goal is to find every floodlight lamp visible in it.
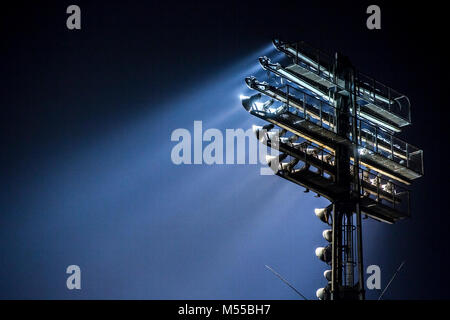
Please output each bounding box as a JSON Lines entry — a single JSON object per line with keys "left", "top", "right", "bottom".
{"left": 322, "top": 229, "right": 332, "bottom": 242}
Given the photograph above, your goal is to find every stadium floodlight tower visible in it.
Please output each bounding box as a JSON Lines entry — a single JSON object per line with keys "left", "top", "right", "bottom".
{"left": 241, "top": 39, "right": 424, "bottom": 300}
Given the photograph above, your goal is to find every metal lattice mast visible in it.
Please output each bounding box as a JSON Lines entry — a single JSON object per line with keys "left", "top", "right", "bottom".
{"left": 241, "top": 39, "right": 423, "bottom": 300}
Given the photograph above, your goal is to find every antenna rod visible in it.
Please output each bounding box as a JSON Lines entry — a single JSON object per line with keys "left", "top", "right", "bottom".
{"left": 378, "top": 261, "right": 406, "bottom": 300}
{"left": 265, "top": 265, "right": 308, "bottom": 300}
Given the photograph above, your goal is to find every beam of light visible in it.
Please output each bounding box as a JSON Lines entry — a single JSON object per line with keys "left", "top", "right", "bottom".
{"left": 1, "top": 44, "right": 282, "bottom": 299}
{"left": 1, "top": 40, "right": 386, "bottom": 300}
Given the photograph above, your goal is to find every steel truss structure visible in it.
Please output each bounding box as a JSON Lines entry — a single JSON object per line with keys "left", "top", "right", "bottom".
{"left": 241, "top": 39, "right": 424, "bottom": 300}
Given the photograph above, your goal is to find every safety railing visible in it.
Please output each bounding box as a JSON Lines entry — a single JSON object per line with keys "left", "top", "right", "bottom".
{"left": 245, "top": 77, "right": 338, "bottom": 134}
{"left": 273, "top": 39, "right": 334, "bottom": 84}
{"left": 353, "top": 167, "right": 410, "bottom": 216}
{"left": 356, "top": 72, "right": 411, "bottom": 124}
{"left": 273, "top": 39, "right": 411, "bottom": 126}
{"left": 284, "top": 84, "right": 337, "bottom": 132}
{"left": 246, "top": 78, "right": 423, "bottom": 176}
{"left": 350, "top": 117, "right": 423, "bottom": 175}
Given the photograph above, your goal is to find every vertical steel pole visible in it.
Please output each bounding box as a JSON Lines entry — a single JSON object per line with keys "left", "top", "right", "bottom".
{"left": 355, "top": 201, "right": 365, "bottom": 299}
{"left": 351, "top": 68, "right": 365, "bottom": 300}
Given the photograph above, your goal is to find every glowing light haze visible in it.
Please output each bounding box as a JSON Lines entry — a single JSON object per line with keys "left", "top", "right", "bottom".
{"left": 1, "top": 43, "right": 384, "bottom": 300}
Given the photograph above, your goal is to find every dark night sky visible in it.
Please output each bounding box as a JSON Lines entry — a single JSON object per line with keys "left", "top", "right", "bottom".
{"left": 1, "top": 1, "right": 449, "bottom": 299}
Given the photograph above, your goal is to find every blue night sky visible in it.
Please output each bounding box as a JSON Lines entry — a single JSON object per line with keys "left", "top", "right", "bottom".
{"left": 1, "top": 1, "right": 448, "bottom": 299}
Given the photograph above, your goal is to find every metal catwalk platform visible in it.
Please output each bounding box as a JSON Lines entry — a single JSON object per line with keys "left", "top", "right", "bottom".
{"left": 272, "top": 39, "right": 412, "bottom": 131}
{"left": 254, "top": 126, "right": 409, "bottom": 224}
{"left": 244, "top": 79, "right": 423, "bottom": 183}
